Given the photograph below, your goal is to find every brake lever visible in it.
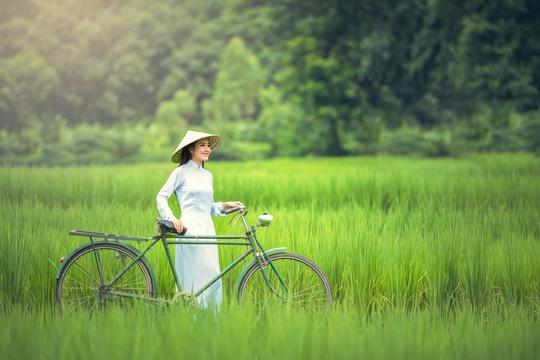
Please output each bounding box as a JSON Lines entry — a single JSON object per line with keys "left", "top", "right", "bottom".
{"left": 227, "top": 207, "right": 247, "bottom": 227}
{"left": 227, "top": 210, "right": 239, "bottom": 226}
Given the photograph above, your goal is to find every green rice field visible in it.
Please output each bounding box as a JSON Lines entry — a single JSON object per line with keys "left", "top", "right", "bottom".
{"left": 1, "top": 153, "right": 539, "bottom": 359}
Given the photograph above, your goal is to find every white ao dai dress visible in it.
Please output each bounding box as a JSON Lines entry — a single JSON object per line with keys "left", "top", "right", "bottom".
{"left": 156, "top": 159, "right": 226, "bottom": 308}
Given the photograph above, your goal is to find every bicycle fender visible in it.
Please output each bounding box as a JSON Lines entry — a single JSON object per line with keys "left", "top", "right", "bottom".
{"left": 233, "top": 247, "right": 287, "bottom": 291}
{"left": 55, "top": 240, "right": 156, "bottom": 288}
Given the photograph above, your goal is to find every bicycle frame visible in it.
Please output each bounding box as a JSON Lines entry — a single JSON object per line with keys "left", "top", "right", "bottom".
{"left": 66, "top": 210, "right": 288, "bottom": 304}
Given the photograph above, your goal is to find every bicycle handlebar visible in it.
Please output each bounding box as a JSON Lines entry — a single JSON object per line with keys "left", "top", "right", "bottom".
{"left": 223, "top": 206, "right": 247, "bottom": 215}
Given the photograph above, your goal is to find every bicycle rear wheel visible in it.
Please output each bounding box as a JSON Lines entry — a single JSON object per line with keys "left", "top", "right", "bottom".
{"left": 237, "top": 253, "right": 332, "bottom": 310}
{"left": 55, "top": 242, "right": 155, "bottom": 312}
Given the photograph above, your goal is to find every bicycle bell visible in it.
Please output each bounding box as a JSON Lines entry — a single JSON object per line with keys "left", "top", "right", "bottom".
{"left": 258, "top": 212, "right": 273, "bottom": 226}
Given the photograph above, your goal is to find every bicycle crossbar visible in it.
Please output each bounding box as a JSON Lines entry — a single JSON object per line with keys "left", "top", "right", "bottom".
{"left": 167, "top": 240, "right": 250, "bottom": 245}
{"left": 164, "top": 234, "right": 248, "bottom": 240}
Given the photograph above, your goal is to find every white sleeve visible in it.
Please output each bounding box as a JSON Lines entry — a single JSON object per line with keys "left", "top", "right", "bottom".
{"left": 211, "top": 200, "right": 226, "bottom": 217}
{"left": 209, "top": 172, "right": 226, "bottom": 217}
{"left": 156, "top": 167, "right": 184, "bottom": 221}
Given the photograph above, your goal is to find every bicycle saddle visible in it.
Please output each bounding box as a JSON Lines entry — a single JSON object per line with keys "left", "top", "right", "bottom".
{"left": 155, "top": 218, "right": 187, "bottom": 235}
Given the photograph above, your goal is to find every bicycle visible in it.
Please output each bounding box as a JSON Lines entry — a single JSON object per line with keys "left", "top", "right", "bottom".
{"left": 55, "top": 206, "right": 332, "bottom": 312}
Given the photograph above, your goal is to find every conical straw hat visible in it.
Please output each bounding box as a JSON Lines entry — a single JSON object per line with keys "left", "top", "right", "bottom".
{"left": 171, "top": 130, "right": 222, "bottom": 163}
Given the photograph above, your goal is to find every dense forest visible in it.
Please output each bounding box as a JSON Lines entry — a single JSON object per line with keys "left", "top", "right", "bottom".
{"left": 1, "top": 0, "right": 539, "bottom": 165}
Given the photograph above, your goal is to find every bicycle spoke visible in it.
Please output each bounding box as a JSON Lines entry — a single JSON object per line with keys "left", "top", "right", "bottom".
{"left": 63, "top": 276, "right": 96, "bottom": 290}
{"left": 71, "top": 262, "right": 101, "bottom": 286}
{"left": 64, "top": 294, "right": 96, "bottom": 312}
{"left": 290, "top": 291, "right": 328, "bottom": 302}
{"left": 110, "top": 287, "right": 149, "bottom": 292}
{"left": 111, "top": 252, "right": 125, "bottom": 278}
{"left": 62, "top": 289, "right": 96, "bottom": 302}
{"left": 113, "top": 269, "right": 144, "bottom": 287}
{"left": 290, "top": 289, "right": 327, "bottom": 298}
{"left": 61, "top": 286, "right": 98, "bottom": 291}
{"left": 289, "top": 284, "right": 322, "bottom": 296}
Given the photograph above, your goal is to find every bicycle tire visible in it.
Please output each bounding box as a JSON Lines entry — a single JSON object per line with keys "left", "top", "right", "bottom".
{"left": 237, "top": 253, "right": 332, "bottom": 310}
{"left": 55, "top": 242, "right": 156, "bottom": 312}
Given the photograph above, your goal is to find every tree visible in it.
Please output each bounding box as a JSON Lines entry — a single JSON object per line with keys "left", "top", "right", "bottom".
{"left": 0, "top": 51, "right": 58, "bottom": 130}
{"left": 450, "top": 1, "right": 540, "bottom": 112}
{"left": 256, "top": 86, "right": 305, "bottom": 156}
{"left": 155, "top": 90, "right": 193, "bottom": 146}
{"left": 203, "top": 37, "right": 265, "bottom": 127}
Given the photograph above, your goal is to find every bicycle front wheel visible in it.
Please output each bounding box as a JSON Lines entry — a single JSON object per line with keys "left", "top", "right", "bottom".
{"left": 237, "top": 253, "right": 332, "bottom": 310}
{"left": 55, "top": 242, "right": 156, "bottom": 313}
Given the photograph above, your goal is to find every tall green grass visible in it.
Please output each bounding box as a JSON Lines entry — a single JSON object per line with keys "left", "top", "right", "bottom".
{"left": 0, "top": 304, "right": 538, "bottom": 359}
{"left": 0, "top": 153, "right": 539, "bottom": 358}
{"left": 1, "top": 154, "right": 538, "bottom": 311}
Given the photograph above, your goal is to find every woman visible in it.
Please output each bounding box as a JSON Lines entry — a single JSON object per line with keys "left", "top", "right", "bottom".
{"left": 156, "top": 130, "right": 244, "bottom": 308}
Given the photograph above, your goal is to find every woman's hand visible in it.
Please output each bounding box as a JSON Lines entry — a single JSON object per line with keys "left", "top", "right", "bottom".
{"left": 223, "top": 201, "right": 245, "bottom": 209}
{"left": 171, "top": 218, "right": 184, "bottom": 233}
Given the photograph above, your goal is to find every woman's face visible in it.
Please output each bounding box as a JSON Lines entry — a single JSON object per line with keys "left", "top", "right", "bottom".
{"left": 189, "top": 138, "right": 212, "bottom": 162}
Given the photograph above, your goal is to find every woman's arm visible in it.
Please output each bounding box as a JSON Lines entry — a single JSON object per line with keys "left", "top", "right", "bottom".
{"left": 210, "top": 200, "right": 226, "bottom": 217}
{"left": 222, "top": 201, "right": 245, "bottom": 210}
{"left": 156, "top": 168, "right": 184, "bottom": 231}
{"left": 211, "top": 200, "right": 245, "bottom": 216}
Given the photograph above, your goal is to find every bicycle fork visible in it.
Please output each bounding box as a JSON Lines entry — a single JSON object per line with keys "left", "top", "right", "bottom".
{"left": 246, "top": 225, "right": 289, "bottom": 300}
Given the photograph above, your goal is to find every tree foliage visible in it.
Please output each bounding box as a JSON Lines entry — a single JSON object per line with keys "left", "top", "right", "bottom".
{"left": 1, "top": 0, "right": 539, "bottom": 165}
